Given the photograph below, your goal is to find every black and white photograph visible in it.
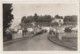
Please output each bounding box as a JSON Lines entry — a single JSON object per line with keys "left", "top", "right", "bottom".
{"left": 2, "top": 3, "right": 78, "bottom": 51}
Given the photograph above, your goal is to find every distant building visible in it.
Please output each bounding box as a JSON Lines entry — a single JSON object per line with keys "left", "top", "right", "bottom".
{"left": 51, "top": 16, "right": 64, "bottom": 25}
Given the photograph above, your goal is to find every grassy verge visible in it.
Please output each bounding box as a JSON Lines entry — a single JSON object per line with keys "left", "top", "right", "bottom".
{"left": 48, "top": 32, "right": 77, "bottom": 50}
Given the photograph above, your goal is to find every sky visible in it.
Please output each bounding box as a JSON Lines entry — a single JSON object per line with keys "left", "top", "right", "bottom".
{"left": 11, "top": 4, "right": 78, "bottom": 28}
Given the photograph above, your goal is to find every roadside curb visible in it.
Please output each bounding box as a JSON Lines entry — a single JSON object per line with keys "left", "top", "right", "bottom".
{"left": 3, "top": 32, "right": 44, "bottom": 46}
{"left": 48, "top": 36, "right": 77, "bottom": 50}
{"left": 3, "top": 36, "right": 32, "bottom": 46}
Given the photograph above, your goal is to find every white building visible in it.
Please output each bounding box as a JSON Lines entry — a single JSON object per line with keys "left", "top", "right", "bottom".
{"left": 51, "top": 16, "right": 64, "bottom": 25}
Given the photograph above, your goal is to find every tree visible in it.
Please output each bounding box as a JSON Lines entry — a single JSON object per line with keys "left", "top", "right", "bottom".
{"left": 3, "top": 4, "right": 14, "bottom": 37}
{"left": 43, "top": 15, "right": 52, "bottom": 22}
{"left": 55, "top": 15, "right": 59, "bottom": 18}
{"left": 36, "top": 15, "right": 52, "bottom": 22}
{"left": 21, "top": 16, "right": 27, "bottom": 23}
{"left": 52, "top": 22, "right": 59, "bottom": 26}
{"left": 55, "top": 14, "right": 63, "bottom": 19}
{"left": 63, "top": 15, "right": 77, "bottom": 25}
{"left": 64, "top": 15, "right": 77, "bottom": 22}
{"left": 26, "top": 16, "right": 34, "bottom": 22}
{"left": 33, "top": 13, "right": 39, "bottom": 22}
{"left": 64, "top": 27, "right": 72, "bottom": 32}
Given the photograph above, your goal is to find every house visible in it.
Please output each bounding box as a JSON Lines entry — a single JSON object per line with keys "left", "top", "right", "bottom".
{"left": 51, "top": 15, "right": 64, "bottom": 25}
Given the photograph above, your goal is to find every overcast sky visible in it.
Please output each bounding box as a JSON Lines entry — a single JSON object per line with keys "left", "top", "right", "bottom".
{"left": 11, "top": 4, "right": 78, "bottom": 28}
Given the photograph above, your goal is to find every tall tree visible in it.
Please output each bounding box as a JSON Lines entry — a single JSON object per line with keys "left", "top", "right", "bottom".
{"left": 63, "top": 15, "right": 77, "bottom": 25}
{"left": 21, "top": 16, "right": 27, "bottom": 23}
{"left": 64, "top": 15, "right": 77, "bottom": 22}
{"left": 35, "top": 15, "right": 52, "bottom": 22}
{"left": 3, "top": 4, "right": 14, "bottom": 36}
{"left": 55, "top": 14, "right": 63, "bottom": 19}
{"left": 33, "top": 13, "right": 38, "bottom": 22}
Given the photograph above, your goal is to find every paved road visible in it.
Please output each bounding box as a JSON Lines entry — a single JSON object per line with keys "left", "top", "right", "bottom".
{"left": 4, "top": 33, "right": 72, "bottom": 51}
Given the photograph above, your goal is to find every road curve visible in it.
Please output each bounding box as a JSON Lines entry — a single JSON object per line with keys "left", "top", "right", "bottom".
{"left": 4, "top": 33, "right": 72, "bottom": 51}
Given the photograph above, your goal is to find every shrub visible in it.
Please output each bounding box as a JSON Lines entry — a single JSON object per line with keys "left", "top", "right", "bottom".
{"left": 3, "top": 31, "right": 12, "bottom": 42}
{"left": 64, "top": 27, "right": 72, "bottom": 32}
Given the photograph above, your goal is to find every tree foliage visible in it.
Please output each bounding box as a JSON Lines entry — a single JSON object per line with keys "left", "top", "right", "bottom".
{"left": 63, "top": 15, "right": 77, "bottom": 25}
{"left": 64, "top": 27, "right": 72, "bottom": 32}
{"left": 3, "top": 4, "right": 14, "bottom": 36}
{"left": 21, "top": 13, "right": 52, "bottom": 23}
{"left": 55, "top": 14, "right": 63, "bottom": 19}
{"left": 64, "top": 15, "right": 77, "bottom": 22}
{"left": 21, "top": 16, "right": 27, "bottom": 23}
{"left": 33, "top": 13, "right": 39, "bottom": 22}
{"left": 21, "top": 14, "right": 77, "bottom": 26}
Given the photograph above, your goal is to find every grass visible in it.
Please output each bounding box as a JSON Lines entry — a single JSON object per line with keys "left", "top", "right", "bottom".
{"left": 62, "top": 37, "right": 77, "bottom": 47}
{"left": 59, "top": 31, "right": 77, "bottom": 37}
{"left": 48, "top": 31, "right": 77, "bottom": 50}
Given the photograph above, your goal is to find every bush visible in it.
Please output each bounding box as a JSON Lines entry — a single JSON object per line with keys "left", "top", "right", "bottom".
{"left": 3, "top": 30, "right": 12, "bottom": 42}
{"left": 3, "top": 32, "right": 12, "bottom": 42}
{"left": 64, "top": 27, "right": 72, "bottom": 32}
{"left": 52, "top": 22, "right": 59, "bottom": 26}
{"left": 42, "top": 29, "right": 47, "bottom": 33}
